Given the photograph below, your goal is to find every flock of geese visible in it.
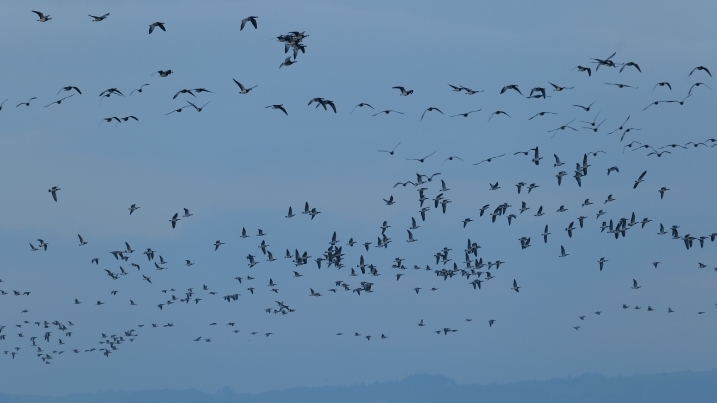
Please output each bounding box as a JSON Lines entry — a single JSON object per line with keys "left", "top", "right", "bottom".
{"left": 1, "top": 10, "right": 716, "bottom": 370}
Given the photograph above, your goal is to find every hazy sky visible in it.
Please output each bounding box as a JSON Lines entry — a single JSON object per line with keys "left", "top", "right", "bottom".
{"left": 1, "top": 0, "right": 716, "bottom": 396}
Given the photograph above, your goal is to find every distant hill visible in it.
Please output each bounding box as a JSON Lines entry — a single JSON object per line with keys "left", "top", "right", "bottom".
{"left": 2, "top": 370, "right": 717, "bottom": 403}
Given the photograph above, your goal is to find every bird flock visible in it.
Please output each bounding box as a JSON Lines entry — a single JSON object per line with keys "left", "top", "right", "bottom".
{"left": 1, "top": 8, "right": 717, "bottom": 371}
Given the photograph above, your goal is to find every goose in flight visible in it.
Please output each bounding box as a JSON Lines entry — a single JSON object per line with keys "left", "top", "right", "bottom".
{"left": 32, "top": 11, "right": 51, "bottom": 22}
{"left": 240, "top": 16, "right": 258, "bottom": 30}
{"left": 89, "top": 13, "right": 110, "bottom": 21}
{"left": 528, "top": 87, "right": 546, "bottom": 98}
{"left": 379, "top": 142, "right": 401, "bottom": 155}
{"left": 351, "top": 103, "right": 374, "bottom": 114}
{"left": 130, "top": 84, "right": 150, "bottom": 95}
{"left": 474, "top": 154, "right": 505, "bottom": 165}
{"left": 565, "top": 222, "right": 574, "bottom": 238}
{"left": 406, "top": 230, "right": 417, "bottom": 243}
{"left": 57, "top": 86, "right": 81, "bottom": 96}
{"left": 165, "top": 106, "right": 189, "bottom": 115}
{"left": 149, "top": 22, "right": 166, "bottom": 34}
{"left": 573, "top": 100, "right": 596, "bottom": 112}
{"left": 405, "top": 151, "right": 436, "bottom": 163}
{"left": 659, "top": 187, "right": 669, "bottom": 199}
{"left": 631, "top": 279, "right": 641, "bottom": 289}
{"left": 186, "top": 101, "right": 211, "bottom": 112}
{"left": 488, "top": 110, "right": 510, "bottom": 121}
{"left": 372, "top": 109, "right": 404, "bottom": 116}
{"left": 394, "top": 181, "right": 415, "bottom": 188}
{"left": 619, "top": 62, "right": 641, "bottom": 72}
{"left": 688, "top": 82, "right": 711, "bottom": 95}
{"left": 548, "top": 82, "right": 573, "bottom": 91}
{"left": 169, "top": 213, "right": 180, "bottom": 228}
{"left": 653, "top": 82, "right": 671, "bottom": 91}
{"left": 591, "top": 51, "right": 617, "bottom": 70}
{"left": 548, "top": 119, "right": 577, "bottom": 135}
{"left": 439, "top": 155, "right": 463, "bottom": 168}
{"left": 153, "top": 70, "right": 173, "bottom": 77}
{"left": 450, "top": 109, "right": 481, "bottom": 117}
{"left": 43, "top": 94, "right": 75, "bottom": 108}
{"left": 633, "top": 171, "right": 647, "bottom": 189}
{"left": 689, "top": 66, "right": 711, "bottom": 77}
{"left": 529, "top": 111, "right": 556, "bottom": 120}
{"left": 16, "top": 97, "right": 37, "bottom": 107}
{"left": 232, "top": 79, "right": 257, "bottom": 94}
{"left": 500, "top": 85, "right": 522, "bottom": 95}
{"left": 559, "top": 245, "right": 568, "bottom": 257}
{"left": 542, "top": 225, "right": 550, "bottom": 243}
{"left": 597, "top": 257, "right": 607, "bottom": 271}
{"left": 606, "top": 82, "right": 638, "bottom": 89}
{"left": 266, "top": 104, "right": 288, "bottom": 115}
{"left": 420, "top": 107, "right": 443, "bottom": 120}
{"left": 77, "top": 234, "right": 87, "bottom": 246}
{"left": 48, "top": 186, "right": 60, "bottom": 202}
{"left": 128, "top": 204, "right": 140, "bottom": 215}
{"left": 573, "top": 66, "right": 591, "bottom": 76}
{"left": 173, "top": 89, "right": 196, "bottom": 99}
{"left": 462, "top": 87, "right": 483, "bottom": 94}
{"left": 392, "top": 86, "right": 413, "bottom": 96}
{"left": 511, "top": 279, "right": 520, "bottom": 293}
{"left": 279, "top": 57, "right": 297, "bottom": 68}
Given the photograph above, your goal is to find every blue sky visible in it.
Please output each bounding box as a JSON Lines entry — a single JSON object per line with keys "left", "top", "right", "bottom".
{"left": 0, "top": 0, "right": 716, "bottom": 396}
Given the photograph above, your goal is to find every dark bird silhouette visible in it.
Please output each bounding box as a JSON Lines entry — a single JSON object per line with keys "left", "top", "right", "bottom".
{"left": 405, "top": 151, "right": 436, "bottom": 163}
{"left": 488, "top": 110, "right": 510, "bottom": 121}
{"left": 16, "top": 97, "right": 37, "bottom": 107}
{"left": 265, "top": 104, "right": 288, "bottom": 115}
{"left": 392, "top": 86, "right": 413, "bottom": 96}
{"left": 89, "top": 13, "right": 110, "bottom": 22}
{"left": 689, "top": 66, "right": 711, "bottom": 77}
{"left": 351, "top": 103, "right": 374, "bottom": 114}
{"left": 379, "top": 142, "right": 401, "bottom": 155}
{"left": 232, "top": 79, "right": 257, "bottom": 94}
{"left": 32, "top": 11, "right": 52, "bottom": 22}
{"left": 57, "top": 86, "right": 81, "bottom": 96}
{"left": 500, "top": 85, "right": 522, "bottom": 95}
{"left": 573, "top": 100, "right": 596, "bottom": 112}
{"left": 149, "top": 22, "right": 166, "bottom": 34}
{"left": 240, "top": 16, "right": 258, "bottom": 30}
{"left": 450, "top": 109, "right": 481, "bottom": 117}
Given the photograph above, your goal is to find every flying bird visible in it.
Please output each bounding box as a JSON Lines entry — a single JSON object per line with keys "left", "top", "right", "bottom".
{"left": 88, "top": 13, "right": 110, "bottom": 22}
{"left": 633, "top": 171, "right": 647, "bottom": 189}
{"left": 392, "top": 86, "right": 413, "bottom": 96}
{"left": 149, "top": 22, "right": 166, "bottom": 34}
{"left": 240, "top": 16, "right": 258, "bottom": 30}
{"left": 232, "top": 79, "right": 257, "bottom": 94}
{"left": 266, "top": 104, "right": 288, "bottom": 115}
{"left": 32, "top": 11, "right": 51, "bottom": 22}
{"left": 48, "top": 186, "right": 60, "bottom": 202}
